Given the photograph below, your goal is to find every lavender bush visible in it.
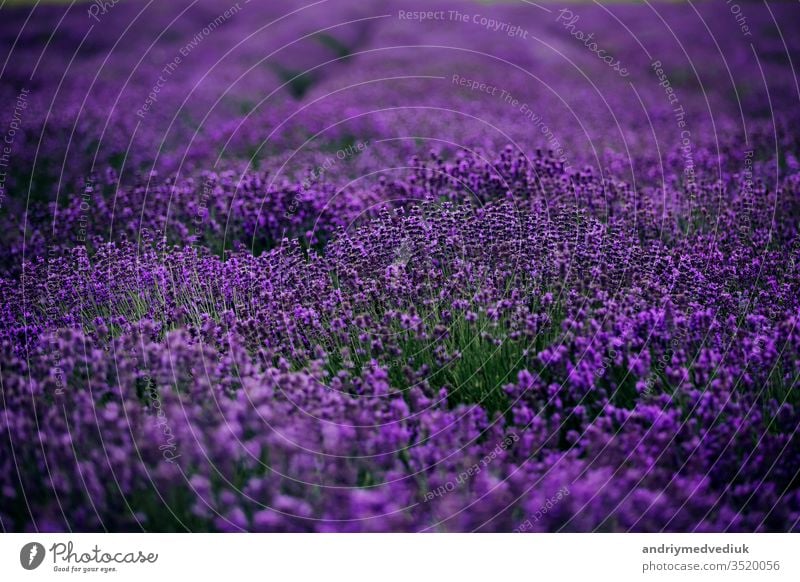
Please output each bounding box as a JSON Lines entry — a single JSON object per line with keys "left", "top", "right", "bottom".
{"left": 1, "top": 0, "right": 798, "bottom": 532}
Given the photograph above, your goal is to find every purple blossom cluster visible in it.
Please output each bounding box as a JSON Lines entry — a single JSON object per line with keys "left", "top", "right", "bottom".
{"left": 1, "top": 0, "right": 799, "bottom": 532}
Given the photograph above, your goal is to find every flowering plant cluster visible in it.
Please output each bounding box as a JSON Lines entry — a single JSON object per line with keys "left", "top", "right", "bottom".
{"left": 1, "top": 0, "right": 798, "bottom": 532}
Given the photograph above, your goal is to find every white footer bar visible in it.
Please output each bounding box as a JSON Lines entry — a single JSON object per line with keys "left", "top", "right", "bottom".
{"left": 1, "top": 533, "right": 797, "bottom": 581}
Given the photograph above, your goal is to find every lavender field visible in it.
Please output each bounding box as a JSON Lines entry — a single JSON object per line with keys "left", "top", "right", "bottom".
{"left": 1, "top": 0, "right": 799, "bottom": 532}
